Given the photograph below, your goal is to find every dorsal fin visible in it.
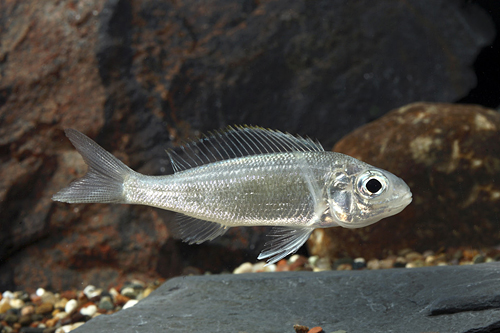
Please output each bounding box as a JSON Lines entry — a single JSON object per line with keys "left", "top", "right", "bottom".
{"left": 167, "top": 126, "right": 324, "bottom": 173}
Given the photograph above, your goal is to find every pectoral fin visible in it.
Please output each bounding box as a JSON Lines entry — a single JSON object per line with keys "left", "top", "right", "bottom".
{"left": 257, "top": 227, "right": 314, "bottom": 265}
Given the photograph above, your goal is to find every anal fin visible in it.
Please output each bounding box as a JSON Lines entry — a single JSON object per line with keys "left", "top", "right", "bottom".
{"left": 257, "top": 227, "right": 314, "bottom": 265}
{"left": 172, "top": 214, "right": 230, "bottom": 244}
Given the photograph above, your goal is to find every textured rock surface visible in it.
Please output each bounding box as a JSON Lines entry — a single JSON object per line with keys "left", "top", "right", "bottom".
{"left": 72, "top": 263, "right": 500, "bottom": 333}
{"left": 0, "top": 0, "right": 495, "bottom": 291}
{"left": 309, "top": 103, "right": 500, "bottom": 260}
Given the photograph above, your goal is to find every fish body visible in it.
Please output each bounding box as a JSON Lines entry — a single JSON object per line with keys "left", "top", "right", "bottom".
{"left": 53, "top": 127, "right": 412, "bottom": 264}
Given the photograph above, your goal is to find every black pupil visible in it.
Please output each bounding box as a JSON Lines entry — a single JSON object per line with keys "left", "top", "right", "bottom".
{"left": 366, "top": 179, "right": 382, "bottom": 193}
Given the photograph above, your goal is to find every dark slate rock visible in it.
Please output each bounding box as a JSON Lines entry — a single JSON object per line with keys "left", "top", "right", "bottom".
{"left": 73, "top": 263, "right": 500, "bottom": 333}
{"left": 310, "top": 102, "right": 500, "bottom": 260}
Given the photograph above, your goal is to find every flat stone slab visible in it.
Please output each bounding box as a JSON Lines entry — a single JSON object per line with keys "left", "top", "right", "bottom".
{"left": 73, "top": 263, "right": 500, "bottom": 333}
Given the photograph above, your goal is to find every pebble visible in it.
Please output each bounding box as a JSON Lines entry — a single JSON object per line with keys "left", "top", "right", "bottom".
{"left": 64, "top": 299, "right": 78, "bottom": 314}
{"left": 120, "top": 287, "right": 137, "bottom": 298}
{"left": 233, "top": 262, "right": 253, "bottom": 274}
{"left": 307, "top": 327, "right": 324, "bottom": 333}
{"left": 54, "top": 311, "right": 69, "bottom": 320}
{"left": 35, "top": 302, "right": 54, "bottom": 315}
{"left": 3, "top": 291, "right": 14, "bottom": 299}
{"left": 352, "top": 257, "right": 366, "bottom": 270}
{"left": 80, "top": 304, "right": 97, "bottom": 316}
{"left": 18, "top": 314, "right": 32, "bottom": 326}
{"left": 0, "top": 298, "right": 12, "bottom": 313}
{"left": 4, "top": 313, "right": 18, "bottom": 324}
{"left": 367, "top": 259, "right": 381, "bottom": 270}
{"left": 113, "top": 294, "right": 130, "bottom": 306}
{"left": 55, "top": 298, "right": 68, "bottom": 310}
{"left": 9, "top": 298, "right": 24, "bottom": 309}
{"left": 98, "top": 296, "right": 114, "bottom": 311}
{"left": 35, "top": 288, "right": 45, "bottom": 297}
{"left": 21, "top": 304, "right": 35, "bottom": 316}
{"left": 122, "top": 299, "right": 139, "bottom": 309}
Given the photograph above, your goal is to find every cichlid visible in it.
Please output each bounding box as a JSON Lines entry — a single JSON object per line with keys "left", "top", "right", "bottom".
{"left": 52, "top": 126, "right": 412, "bottom": 264}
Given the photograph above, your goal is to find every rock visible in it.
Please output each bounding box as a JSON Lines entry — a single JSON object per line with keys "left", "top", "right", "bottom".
{"left": 352, "top": 258, "right": 366, "bottom": 270}
{"left": 113, "top": 294, "right": 130, "bottom": 307}
{"left": 79, "top": 305, "right": 97, "bottom": 317}
{"left": 0, "top": 0, "right": 496, "bottom": 292}
{"left": 3, "top": 313, "right": 18, "bottom": 324}
{"left": 18, "top": 314, "right": 32, "bottom": 326}
{"left": 82, "top": 286, "right": 97, "bottom": 299}
{"left": 307, "top": 328, "right": 324, "bottom": 333}
{"left": 54, "top": 298, "right": 68, "bottom": 310}
{"left": 70, "top": 263, "right": 500, "bottom": 333}
{"left": 64, "top": 299, "right": 77, "bottom": 315}
{"left": 294, "top": 325, "right": 310, "bottom": 333}
{"left": 97, "top": 297, "right": 114, "bottom": 311}
{"left": 9, "top": 299, "right": 24, "bottom": 309}
{"left": 120, "top": 287, "right": 137, "bottom": 299}
{"left": 233, "top": 262, "right": 253, "bottom": 274}
{"left": 122, "top": 300, "right": 138, "bottom": 310}
{"left": 20, "top": 305, "right": 34, "bottom": 316}
{"left": 0, "top": 298, "right": 12, "bottom": 313}
{"left": 35, "top": 303, "right": 53, "bottom": 315}
{"left": 309, "top": 103, "right": 500, "bottom": 259}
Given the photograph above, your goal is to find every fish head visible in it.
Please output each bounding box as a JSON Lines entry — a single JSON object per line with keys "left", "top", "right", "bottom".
{"left": 326, "top": 166, "right": 412, "bottom": 229}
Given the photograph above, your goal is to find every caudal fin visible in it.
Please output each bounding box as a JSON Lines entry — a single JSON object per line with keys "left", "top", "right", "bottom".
{"left": 52, "top": 129, "right": 132, "bottom": 204}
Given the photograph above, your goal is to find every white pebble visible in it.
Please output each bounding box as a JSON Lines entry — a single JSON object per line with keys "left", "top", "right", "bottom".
{"left": 2, "top": 291, "right": 14, "bottom": 299}
{"left": 120, "top": 287, "right": 135, "bottom": 296}
{"left": 251, "top": 262, "right": 266, "bottom": 272}
{"left": 289, "top": 254, "right": 300, "bottom": 263}
{"left": 109, "top": 288, "right": 119, "bottom": 298}
{"left": 65, "top": 299, "right": 78, "bottom": 314}
{"left": 354, "top": 257, "right": 366, "bottom": 263}
{"left": 83, "top": 285, "right": 96, "bottom": 298}
{"left": 263, "top": 263, "right": 276, "bottom": 272}
{"left": 80, "top": 304, "right": 97, "bottom": 316}
{"left": 308, "top": 255, "right": 319, "bottom": 266}
{"left": 55, "top": 324, "right": 73, "bottom": 333}
{"left": 35, "top": 288, "right": 45, "bottom": 297}
{"left": 123, "top": 299, "right": 139, "bottom": 309}
{"left": 9, "top": 299, "right": 24, "bottom": 309}
{"left": 233, "top": 262, "right": 253, "bottom": 274}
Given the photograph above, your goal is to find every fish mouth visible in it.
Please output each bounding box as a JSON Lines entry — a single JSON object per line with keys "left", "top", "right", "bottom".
{"left": 391, "top": 193, "right": 413, "bottom": 212}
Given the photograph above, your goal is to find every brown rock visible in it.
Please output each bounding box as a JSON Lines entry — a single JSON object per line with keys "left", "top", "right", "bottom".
{"left": 35, "top": 302, "right": 54, "bottom": 315}
{"left": 308, "top": 103, "right": 500, "bottom": 259}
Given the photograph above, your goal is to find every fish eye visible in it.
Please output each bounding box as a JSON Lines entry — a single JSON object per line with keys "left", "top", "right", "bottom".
{"left": 357, "top": 171, "right": 388, "bottom": 197}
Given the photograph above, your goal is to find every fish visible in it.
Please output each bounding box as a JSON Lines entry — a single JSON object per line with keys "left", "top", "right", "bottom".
{"left": 52, "top": 126, "right": 412, "bottom": 264}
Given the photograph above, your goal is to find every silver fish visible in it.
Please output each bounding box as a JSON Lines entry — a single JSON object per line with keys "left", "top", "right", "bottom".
{"left": 52, "top": 126, "right": 412, "bottom": 264}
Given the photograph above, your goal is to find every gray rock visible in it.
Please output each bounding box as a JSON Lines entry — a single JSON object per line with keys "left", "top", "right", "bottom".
{"left": 73, "top": 263, "right": 500, "bottom": 333}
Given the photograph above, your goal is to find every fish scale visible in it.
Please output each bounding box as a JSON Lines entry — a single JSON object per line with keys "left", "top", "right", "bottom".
{"left": 52, "top": 126, "right": 412, "bottom": 264}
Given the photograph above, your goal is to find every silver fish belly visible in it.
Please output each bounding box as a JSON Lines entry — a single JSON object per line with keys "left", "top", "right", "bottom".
{"left": 52, "top": 126, "right": 412, "bottom": 264}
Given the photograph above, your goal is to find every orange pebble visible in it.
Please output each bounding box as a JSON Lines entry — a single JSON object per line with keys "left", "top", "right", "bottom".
{"left": 307, "top": 327, "right": 324, "bottom": 333}
{"left": 46, "top": 317, "right": 59, "bottom": 328}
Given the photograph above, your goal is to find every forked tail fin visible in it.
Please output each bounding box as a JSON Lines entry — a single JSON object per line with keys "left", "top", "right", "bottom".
{"left": 52, "top": 129, "right": 132, "bottom": 204}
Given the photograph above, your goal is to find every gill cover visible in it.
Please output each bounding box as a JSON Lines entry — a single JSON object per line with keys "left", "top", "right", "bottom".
{"left": 327, "top": 169, "right": 390, "bottom": 228}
